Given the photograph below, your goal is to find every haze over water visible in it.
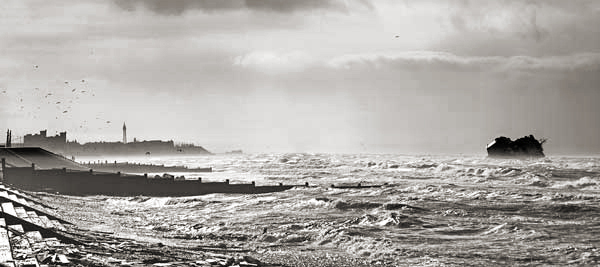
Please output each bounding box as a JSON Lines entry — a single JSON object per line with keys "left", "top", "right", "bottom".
{"left": 37, "top": 153, "right": 600, "bottom": 266}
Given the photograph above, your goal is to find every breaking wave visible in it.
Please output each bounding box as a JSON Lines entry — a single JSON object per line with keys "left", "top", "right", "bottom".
{"left": 36, "top": 153, "right": 600, "bottom": 266}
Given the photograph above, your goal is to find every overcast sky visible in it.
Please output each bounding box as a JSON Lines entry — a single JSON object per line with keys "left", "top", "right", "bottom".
{"left": 1, "top": 0, "right": 599, "bottom": 154}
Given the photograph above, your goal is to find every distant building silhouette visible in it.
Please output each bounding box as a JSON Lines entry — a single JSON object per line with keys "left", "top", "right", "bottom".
{"left": 24, "top": 130, "right": 66, "bottom": 152}
{"left": 21, "top": 129, "right": 211, "bottom": 156}
{"left": 123, "top": 122, "right": 127, "bottom": 144}
{"left": 5, "top": 130, "right": 12, "bottom": 148}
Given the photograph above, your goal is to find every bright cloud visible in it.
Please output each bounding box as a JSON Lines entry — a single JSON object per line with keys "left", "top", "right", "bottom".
{"left": 328, "top": 51, "right": 600, "bottom": 73}
{"left": 233, "top": 51, "right": 316, "bottom": 74}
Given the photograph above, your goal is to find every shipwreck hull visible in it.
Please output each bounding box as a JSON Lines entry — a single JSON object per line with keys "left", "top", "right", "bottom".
{"left": 487, "top": 135, "right": 545, "bottom": 158}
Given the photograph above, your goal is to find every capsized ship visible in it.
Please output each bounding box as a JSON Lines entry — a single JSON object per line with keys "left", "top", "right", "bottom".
{"left": 0, "top": 147, "right": 302, "bottom": 196}
{"left": 487, "top": 135, "right": 546, "bottom": 158}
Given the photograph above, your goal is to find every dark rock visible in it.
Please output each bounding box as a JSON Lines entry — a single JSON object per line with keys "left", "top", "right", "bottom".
{"left": 242, "top": 256, "right": 261, "bottom": 264}
{"left": 142, "top": 257, "right": 170, "bottom": 264}
{"left": 334, "top": 201, "right": 382, "bottom": 210}
{"left": 383, "top": 203, "right": 427, "bottom": 211}
{"left": 552, "top": 204, "right": 583, "bottom": 213}
{"left": 224, "top": 257, "right": 235, "bottom": 266}
{"left": 487, "top": 135, "right": 546, "bottom": 158}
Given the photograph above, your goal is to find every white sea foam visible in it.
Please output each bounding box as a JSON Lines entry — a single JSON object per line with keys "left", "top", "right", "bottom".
{"left": 41, "top": 153, "right": 600, "bottom": 266}
{"left": 551, "top": 176, "right": 600, "bottom": 189}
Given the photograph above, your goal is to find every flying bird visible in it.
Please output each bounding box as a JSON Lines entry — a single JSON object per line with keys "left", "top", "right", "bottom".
{"left": 72, "top": 89, "right": 76, "bottom": 92}
{"left": 106, "top": 121, "right": 111, "bottom": 123}
{"left": 63, "top": 111, "right": 68, "bottom": 113}
{"left": 56, "top": 101, "right": 61, "bottom": 104}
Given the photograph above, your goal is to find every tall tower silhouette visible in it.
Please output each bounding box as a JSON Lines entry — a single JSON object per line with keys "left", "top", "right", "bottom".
{"left": 122, "top": 122, "right": 127, "bottom": 144}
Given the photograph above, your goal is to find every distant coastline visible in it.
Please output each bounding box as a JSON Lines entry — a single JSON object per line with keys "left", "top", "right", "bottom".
{"left": 17, "top": 129, "right": 212, "bottom": 157}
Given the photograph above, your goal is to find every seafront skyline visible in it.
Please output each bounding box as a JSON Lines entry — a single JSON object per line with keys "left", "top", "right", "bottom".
{"left": 2, "top": 128, "right": 213, "bottom": 157}
{"left": 1, "top": 0, "right": 599, "bottom": 154}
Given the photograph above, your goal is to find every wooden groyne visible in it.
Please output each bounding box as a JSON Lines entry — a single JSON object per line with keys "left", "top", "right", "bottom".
{"left": 0, "top": 147, "right": 305, "bottom": 197}
{"left": 2, "top": 161, "right": 302, "bottom": 197}
{"left": 82, "top": 161, "right": 212, "bottom": 174}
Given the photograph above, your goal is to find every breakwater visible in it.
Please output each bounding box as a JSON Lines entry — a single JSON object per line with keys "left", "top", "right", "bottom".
{"left": 82, "top": 161, "right": 212, "bottom": 174}
{"left": 0, "top": 147, "right": 302, "bottom": 197}
{"left": 2, "top": 162, "right": 298, "bottom": 196}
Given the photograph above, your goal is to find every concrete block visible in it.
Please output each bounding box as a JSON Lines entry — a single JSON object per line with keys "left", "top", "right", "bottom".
{"left": 1, "top": 203, "right": 17, "bottom": 217}
{"left": 0, "top": 218, "right": 13, "bottom": 263}
{"left": 13, "top": 207, "right": 28, "bottom": 220}
{"left": 26, "top": 211, "right": 43, "bottom": 227}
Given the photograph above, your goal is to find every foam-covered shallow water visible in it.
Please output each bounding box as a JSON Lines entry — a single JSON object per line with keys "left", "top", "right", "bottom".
{"left": 40, "top": 154, "right": 600, "bottom": 266}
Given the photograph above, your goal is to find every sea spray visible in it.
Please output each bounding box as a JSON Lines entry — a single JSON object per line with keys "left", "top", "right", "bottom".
{"left": 34, "top": 153, "right": 600, "bottom": 266}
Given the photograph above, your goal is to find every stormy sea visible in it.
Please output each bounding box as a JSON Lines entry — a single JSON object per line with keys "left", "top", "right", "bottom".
{"left": 35, "top": 153, "right": 600, "bottom": 266}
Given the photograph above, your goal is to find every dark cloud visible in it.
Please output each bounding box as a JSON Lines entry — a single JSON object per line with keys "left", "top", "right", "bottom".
{"left": 245, "top": 0, "right": 341, "bottom": 12}
{"left": 446, "top": 0, "right": 549, "bottom": 42}
{"left": 433, "top": 0, "right": 600, "bottom": 56}
{"left": 112, "top": 0, "right": 361, "bottom": 15}
{"left": 113, "top": 0, "right": 240, "bottom": 14}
